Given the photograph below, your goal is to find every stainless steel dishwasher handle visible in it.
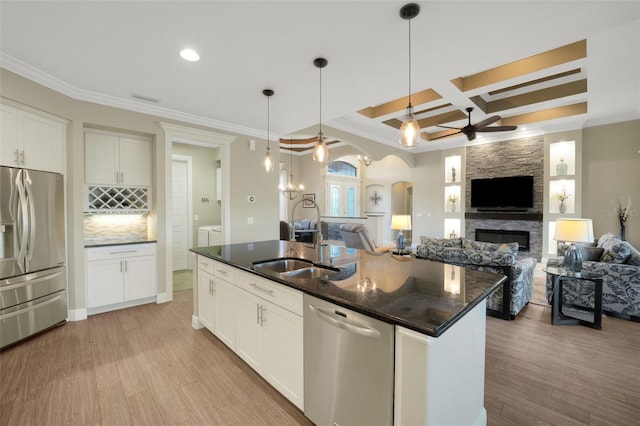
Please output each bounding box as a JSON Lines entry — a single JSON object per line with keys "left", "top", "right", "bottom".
{"left": 308, "top": 304, "right": 381, "bottom": 338}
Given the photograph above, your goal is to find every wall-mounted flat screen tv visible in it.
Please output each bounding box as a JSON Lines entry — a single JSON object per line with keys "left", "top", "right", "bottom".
{"left": 471, "top": 175, "right": 534, "bottom": 210}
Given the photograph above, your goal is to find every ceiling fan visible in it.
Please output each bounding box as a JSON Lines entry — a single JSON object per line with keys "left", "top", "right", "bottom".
{"left": 434, "top": 107, "right": 517, "bottom": 141}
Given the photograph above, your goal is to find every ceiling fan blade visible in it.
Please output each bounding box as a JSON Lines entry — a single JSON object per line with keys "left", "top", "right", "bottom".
{"left": 429, "top": 130, "right": 462, "bottom": 141}
{"left": 473, "top": 115, "right": 501, "bottom": 130}
{"left": 435, "top": 125, "right": 462, "bottom": 130}
{"left": 475, "top": 125, "right": 518, "bottom": 133}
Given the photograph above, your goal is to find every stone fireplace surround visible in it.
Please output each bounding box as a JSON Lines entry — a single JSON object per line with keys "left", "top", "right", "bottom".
{"left": 464, "top": 136, "right": 544, "bottom": 260}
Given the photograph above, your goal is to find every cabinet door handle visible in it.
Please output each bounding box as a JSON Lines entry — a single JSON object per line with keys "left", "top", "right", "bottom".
{"left": 260, "top": 305, "right": 266, "bottom": 326}
{"left": 14, "top": 149, "right": 19, "bottom": 165}
{"left": 249, "top": 282, "right": 274, "bottom": 296}
{"left": 19, "top": 150, "right": 25, "bottom": 165}
{"left": 120, "top": 171, "right": 124, "bottom": 183}
{"left": 120, "top": 260, "right": 123, "bottom": 272}
{"left": 124, "top": 259, "right": 127, "bottom": 272}
{"left": 256, "top": 303, "right": 260, "bottom": 325}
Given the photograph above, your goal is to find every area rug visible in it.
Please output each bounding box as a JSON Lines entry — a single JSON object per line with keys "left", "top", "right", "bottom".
{"left": 530, "top": 263, "right": 549, "bottom": 306}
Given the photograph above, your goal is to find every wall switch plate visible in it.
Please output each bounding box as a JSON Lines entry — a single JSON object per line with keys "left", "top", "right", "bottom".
{"left": 194, "top": 214, "right": 199, "bottom": 220}
{"left": 248, "top": 195, "right": 256, "bottom": 202}
{"left": 247, "top": 217, "right": 254, "bottom": 224}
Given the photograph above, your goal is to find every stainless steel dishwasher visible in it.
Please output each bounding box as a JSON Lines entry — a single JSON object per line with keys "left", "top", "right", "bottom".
{"left": 304, "top": 294, "right": 394, "bottom": 426}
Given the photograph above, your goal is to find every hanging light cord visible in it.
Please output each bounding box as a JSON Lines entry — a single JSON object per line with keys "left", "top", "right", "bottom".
{"left": 266, "top": 96, "right": 271, "bottom": 150}
{"left": 407, "top": 17, "right": 412, "bottom": 108}
{"left": 319, "top": 66, "right": 323, "bottom": 135}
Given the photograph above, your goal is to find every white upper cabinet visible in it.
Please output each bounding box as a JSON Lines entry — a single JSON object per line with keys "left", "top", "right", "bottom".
{"left": 1, "top": 100, "right": 67, "bottom": 174}
{"left": 85, "top": 130, "right": 151, "bottom": 186}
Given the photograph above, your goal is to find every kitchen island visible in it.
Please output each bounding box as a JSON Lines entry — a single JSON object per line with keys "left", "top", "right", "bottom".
{"left": 191, "top": 240, "right": 505, "bottom": 426}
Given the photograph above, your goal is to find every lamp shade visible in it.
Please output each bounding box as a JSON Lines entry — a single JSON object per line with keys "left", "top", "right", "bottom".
{"left": 391, "top": 214, "right": 412, "bottom": 231}
{"left": 553, "top": 218, "right": 594, "bottom": 243}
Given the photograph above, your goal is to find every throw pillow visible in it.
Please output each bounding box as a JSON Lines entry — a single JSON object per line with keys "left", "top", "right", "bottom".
{"left": 624, "top": 242, "right": 640, "bottom": 266}
{"left": 577, "top": 246, "right": 605, "bottom": 262}
{"left": 596, "top": 232, "right": 616, "bottom": 249}
{"left": 599, "top": 235, "right": 631, "bottom": 263}
{"left": 463, "top": 239, "right": 519, "bottom": 256}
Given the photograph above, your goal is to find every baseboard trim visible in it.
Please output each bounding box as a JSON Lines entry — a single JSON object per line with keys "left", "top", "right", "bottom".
{"left": 156, "top": 292, "right": 172, "bottom": 304}
{"left": 68, "top": 308, "right": 87, "bottom": 321}
{"left": 192, "top": 315, "right": 203, "bottom": 330}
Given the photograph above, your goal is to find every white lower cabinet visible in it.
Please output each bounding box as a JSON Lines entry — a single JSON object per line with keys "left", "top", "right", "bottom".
{"left": 86, "top": 243, "right": 157, "bottom": 314}
{"left": 195, "top": 257, "right": 303, "bottom": 410}
{"left": 213, "top": 277, "right": 236, "bottom": 350}
{"left": 235, "top": 284, "right": 304, "bottom": 410}
{"left": 197, "top": 269, "right": 216, "bottom": 332}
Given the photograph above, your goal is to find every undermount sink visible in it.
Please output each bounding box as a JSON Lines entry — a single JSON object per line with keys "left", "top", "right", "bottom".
{"left": 252, "top": 258, "right": 339, "bottom": 279}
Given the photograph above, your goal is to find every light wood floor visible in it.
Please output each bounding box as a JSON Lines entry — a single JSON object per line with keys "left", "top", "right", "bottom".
{"left": 1, "top": 291, "right": 638, "bottom": 425}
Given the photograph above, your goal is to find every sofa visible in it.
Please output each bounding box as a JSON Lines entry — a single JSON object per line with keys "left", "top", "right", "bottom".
{"left": 416, "top": 237, "right": 537, "bottom": 319}
{"left": 545, "top": 233, "right": 640, "bottom": 320}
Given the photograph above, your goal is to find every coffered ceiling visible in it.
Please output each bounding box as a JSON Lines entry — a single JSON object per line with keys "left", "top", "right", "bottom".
{"left": 1, "top": 1, "right": 638, "bottom": 155}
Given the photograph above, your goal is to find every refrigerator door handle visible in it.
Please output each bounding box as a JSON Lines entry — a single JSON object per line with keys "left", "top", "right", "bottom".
{"left": 23, "top": 172, "right": 36, "bottom": 262}
{"left": 0, "top": 269, "right": 63, "bottom": 291}
{"left": 14, "top": 171, "right": 28, "bottom": 266}
{"left": 0, "top": 292, "right": 64, "bottom": 321}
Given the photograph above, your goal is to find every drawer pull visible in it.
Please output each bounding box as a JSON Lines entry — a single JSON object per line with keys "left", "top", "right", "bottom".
{"left": 109, "top": 250, "right": 138, "bottom": 255}
{"left": 249, "top": 282, "right": 274, "bottom": 296}
{"left": 216, "top": 269, "right": 227, "bottom": 275}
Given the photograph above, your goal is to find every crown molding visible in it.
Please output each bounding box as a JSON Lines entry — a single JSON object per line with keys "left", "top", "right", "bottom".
{"left": 0, "top": 52, "right": 271, "bottom": 140}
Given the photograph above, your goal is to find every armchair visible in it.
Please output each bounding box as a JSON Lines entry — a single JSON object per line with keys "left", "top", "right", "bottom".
{"left": 339, "top": 224, "right": 395, "bottom": 252}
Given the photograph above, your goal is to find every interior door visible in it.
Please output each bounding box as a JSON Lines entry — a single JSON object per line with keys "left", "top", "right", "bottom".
{"left": 171, "top": 159, "right": 189, "bottom": 271}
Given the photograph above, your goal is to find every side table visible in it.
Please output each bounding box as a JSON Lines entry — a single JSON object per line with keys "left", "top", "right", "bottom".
{"left": 543, "top": 266, "right": 603, "bottom": 329}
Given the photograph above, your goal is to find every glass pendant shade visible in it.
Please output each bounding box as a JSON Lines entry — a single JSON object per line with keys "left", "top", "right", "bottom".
{"left": 263, "top": 147, "right": 274, "bottom": 172}
{"left": 312, "top": 132, "right": 329, "bottom": 165}
{"left": 399, "top": 106, "right": 420, "bottom": 147}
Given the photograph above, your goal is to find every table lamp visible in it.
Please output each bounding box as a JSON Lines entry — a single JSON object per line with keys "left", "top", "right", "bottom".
{"left": 553, "top": 218, "right": 594, "bottom": 273}
{"left": 391, "top": 214, "right": 412, "bottom": 252}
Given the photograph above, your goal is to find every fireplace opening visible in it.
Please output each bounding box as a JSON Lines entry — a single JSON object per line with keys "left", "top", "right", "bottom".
{"left": 475, "top": 229, "right": 530, "bottom": 251}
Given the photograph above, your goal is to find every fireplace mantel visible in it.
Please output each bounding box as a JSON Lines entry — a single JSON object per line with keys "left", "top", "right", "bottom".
{"left": 465, "top": 212, "right": 543, "bottom": 222}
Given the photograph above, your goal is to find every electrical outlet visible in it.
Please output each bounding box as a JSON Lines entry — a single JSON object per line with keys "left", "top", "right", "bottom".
{"left": 247, "top": 217, "right": 254, "bottom": 225}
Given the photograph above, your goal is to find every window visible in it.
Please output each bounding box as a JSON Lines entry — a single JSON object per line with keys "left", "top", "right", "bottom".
{"left": 326, "top": 160, "right": 360, "bottom": 217}
{"left": 328, "top": 161, "right": 357, "bottom": 177}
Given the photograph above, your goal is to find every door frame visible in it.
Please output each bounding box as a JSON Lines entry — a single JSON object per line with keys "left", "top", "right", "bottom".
{"left": 171, "top": 154, "right": 193, "bottom": 271}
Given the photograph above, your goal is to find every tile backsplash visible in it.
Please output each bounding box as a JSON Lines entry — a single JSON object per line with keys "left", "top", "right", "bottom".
{"left": 84, "top": 214, "right": 149, "bottom": 242}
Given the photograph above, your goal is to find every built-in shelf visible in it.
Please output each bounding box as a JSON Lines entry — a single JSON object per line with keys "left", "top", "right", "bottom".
{"left": 465, "top": 212, "right": 543, "bottom": 221}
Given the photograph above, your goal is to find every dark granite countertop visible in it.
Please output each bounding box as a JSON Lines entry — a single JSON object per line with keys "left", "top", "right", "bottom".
{"left": 190, "top": 240, "right": 506, "bottom": 337}
{"left": 84, "top": 239, "right": 157, "bottom": 248}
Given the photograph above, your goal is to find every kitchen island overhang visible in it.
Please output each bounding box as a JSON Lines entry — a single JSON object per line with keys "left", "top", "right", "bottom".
{"left": 190, "top": 239, "right": 506, "bottom": 337}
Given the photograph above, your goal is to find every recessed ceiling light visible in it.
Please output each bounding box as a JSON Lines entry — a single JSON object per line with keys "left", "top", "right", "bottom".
{"left": 180, "top": 49, "right": 200, "bottom": 62}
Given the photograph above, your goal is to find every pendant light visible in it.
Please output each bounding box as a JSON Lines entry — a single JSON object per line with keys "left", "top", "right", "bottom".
{"left": 399, "top": 3, "right": 421, "bottom": 148}
{"left": 280, "top": 139, "right": 304, "bottom": 200}
{"left": 262, "top": 89, "right": 275, "bottom": 173}
{"left": 312, "top": 57, "right": 329, "bottom": 165}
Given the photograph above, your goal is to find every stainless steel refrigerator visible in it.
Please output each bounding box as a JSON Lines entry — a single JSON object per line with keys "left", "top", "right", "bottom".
{"left": 1, "top": 166, "right": 67, "bottom": 350}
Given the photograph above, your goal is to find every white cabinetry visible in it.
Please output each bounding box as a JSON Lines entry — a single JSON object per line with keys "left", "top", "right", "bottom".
{"left": 86, "top": 243, "right": 157, "bottom": 314}
{"left": 1, "top": 100, "right": 67, "bottom": 174}
{"left": 194, "top": 258, "right": 303, "bottom": 410}
{"left": 85, "top": 130, "right": 151, "bottom": 186}
{"left": 212, "top": 262, "right": 236, "bottom": 350}
{"left": 197, "top": 268, "right": 216, "bottom": 332}
{"left": 234, "top": 271, "right": 304, "bottom": 410}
